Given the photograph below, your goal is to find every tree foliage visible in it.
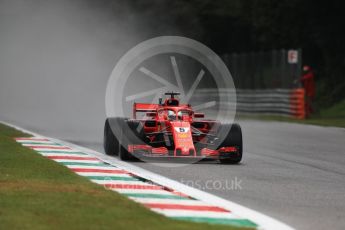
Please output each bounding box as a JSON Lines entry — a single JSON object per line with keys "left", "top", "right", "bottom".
{"left": 115, "top": 0, "right": 345, "bottom": 104}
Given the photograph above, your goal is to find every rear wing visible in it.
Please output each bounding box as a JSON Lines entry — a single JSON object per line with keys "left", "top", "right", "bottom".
{"left": 133, "top": 103, "right": 159, "bottom": 119}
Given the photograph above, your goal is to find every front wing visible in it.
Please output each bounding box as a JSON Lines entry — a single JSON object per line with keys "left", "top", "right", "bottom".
{"left": 128, "top": 144, "right": 240, "bottom": 160}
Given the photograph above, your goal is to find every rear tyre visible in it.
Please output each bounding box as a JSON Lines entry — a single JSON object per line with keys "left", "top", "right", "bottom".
{"left": 103, "top": 119, "right": 119, "bottom": 156}
{"left": 218, "top": 123, "right": 243, "bottom": 164}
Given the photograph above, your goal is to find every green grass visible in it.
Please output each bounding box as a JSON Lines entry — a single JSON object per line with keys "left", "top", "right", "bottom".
{"left": 239, "top": 99, "right": 345, "bottom": 128}
{"left": 0, "top": 123, "right": 249, "bottom": 230}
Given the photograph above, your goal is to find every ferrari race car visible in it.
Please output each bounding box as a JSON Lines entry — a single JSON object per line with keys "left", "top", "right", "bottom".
{"left": 103, "top": 92, "right": 242, "bottom": 164}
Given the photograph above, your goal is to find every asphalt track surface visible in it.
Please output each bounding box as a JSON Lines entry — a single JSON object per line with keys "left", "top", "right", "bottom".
{"left": 5, "top": 119, "right": 345, "bottom": 230}
{"left": 1, "top": 2, "right": 344, "bottom": 229}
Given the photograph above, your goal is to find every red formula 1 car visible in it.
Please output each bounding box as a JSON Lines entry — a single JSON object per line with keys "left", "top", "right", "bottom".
{"left": 104, "top": 92, "right": 242, "bottom": 164}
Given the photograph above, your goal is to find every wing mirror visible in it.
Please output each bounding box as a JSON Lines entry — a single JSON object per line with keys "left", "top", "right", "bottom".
{"left": 146, "top": 112, "right": 156, "bottom": 117}
{"left": 194, "top": 113, "right": 204, "bottom": 118}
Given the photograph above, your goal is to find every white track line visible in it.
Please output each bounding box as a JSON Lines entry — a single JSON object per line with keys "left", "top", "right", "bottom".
{"left": 152, "top": 209, "right": 238, "bottom": 219}
{"left": 67, "top": 166, "right": 126, "bottom": 170}
{"left": 52, "top": 159, "right": 102, "bottom": 164}
{"left": 35, "top": 149, "right": 82, "bottom": 153}
{"left": 20, "top": 141, "right": 57, "bottom": 145}
{"left": 91, "top": 180, "right": 149, "bottom": 186}
{"left": 130, "top": 197, "right": 210, "bottom": 206}
{"left": 1, "top": 121, "right": 295, "bottom": 230}
{"left": 38, "top": 153, "right": 87, "bottom": 157}
{"left": 74, "top": 172, "right": 133, "bottom": 177}
{"left": 15, "top": 138, "right": 49, "bottom": 141}
{"left": 114, "top": 189, "right": 176, "bottom": 195}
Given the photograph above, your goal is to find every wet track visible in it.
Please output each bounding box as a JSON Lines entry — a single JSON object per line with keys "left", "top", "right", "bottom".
{"left": 5, "top": 119, "right": 345, "bottom": 230}
{"left": 1, "top": 1, "right": 344, "bottom": 229}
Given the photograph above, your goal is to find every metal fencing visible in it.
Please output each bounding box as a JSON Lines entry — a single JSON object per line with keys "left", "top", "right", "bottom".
{"left": 216, "top": 49, "right": 305, "bottom": 118}
{"left": 222, "top": 49, "right": 302, "bottom": 89}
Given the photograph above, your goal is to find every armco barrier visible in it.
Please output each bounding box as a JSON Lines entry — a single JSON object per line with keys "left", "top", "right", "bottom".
{"left": 194, "top": 88, "right": 305, "bottom": 119}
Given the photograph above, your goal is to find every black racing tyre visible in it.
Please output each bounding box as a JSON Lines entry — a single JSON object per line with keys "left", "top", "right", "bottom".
{"left": 103, "top": 119, "right": 119, "bottom": 156}
{"left": 118, "top": 118, "right": 146, "bottom": 161}
{"left": 218, "top": 123, "right": 243, "bottom": 164}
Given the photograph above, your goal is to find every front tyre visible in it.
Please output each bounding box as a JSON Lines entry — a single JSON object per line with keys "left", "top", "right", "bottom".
{"left": 118, "top": 119, "right": 146, "bottom": 161}
{"left": 218, "top": 123, "right": 243, "bottom": 164}
{"left": 103, "top": 119, "right": 119, "bottom": 156}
